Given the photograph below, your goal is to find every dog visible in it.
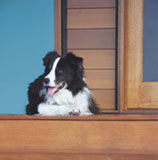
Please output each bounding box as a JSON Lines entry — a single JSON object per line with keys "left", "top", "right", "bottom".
{"left": 26, "top": 51, "right": 99, "bottom": 116}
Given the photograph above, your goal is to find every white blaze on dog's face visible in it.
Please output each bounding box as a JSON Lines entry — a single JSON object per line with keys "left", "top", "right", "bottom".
{"left": 45, "top": 57, "right": 61, "bottom": 87}
{"left": 44, "top": 57, "right": 66, "bottom": 96}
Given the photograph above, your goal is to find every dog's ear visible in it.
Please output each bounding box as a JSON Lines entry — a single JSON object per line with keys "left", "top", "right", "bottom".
{"left": 76, "top": 56, "right": 83, "bottom": 71}
{"left": 43, "top": 51, "right": 59, "bottom": 67}
{"left": 77, "top": 57, "right": 83, "bottom": 67}
{"left": 66, "top": 53, "right": 84, "bottom": 71}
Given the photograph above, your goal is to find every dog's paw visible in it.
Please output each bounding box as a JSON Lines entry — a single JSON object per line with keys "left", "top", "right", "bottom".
{"left": 69, "top": 109, "right": 81, "bottom": 116}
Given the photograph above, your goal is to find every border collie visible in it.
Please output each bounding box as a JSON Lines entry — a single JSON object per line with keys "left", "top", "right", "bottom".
{"left": 26, "top": 51, "right": 98, "bottom": 116}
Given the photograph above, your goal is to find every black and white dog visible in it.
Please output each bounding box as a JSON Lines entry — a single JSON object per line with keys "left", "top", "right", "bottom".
{"left": 26, "top": 51, "right": 98, "bottom": 116}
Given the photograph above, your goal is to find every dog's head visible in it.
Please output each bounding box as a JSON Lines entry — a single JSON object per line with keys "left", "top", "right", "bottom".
{"left": 42, "top": 51, "right": 84, "bottom": 96}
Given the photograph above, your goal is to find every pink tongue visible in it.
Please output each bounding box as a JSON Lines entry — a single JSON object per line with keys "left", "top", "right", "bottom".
{"left": 48, "top": 87, "right": 58, "bottom": 96}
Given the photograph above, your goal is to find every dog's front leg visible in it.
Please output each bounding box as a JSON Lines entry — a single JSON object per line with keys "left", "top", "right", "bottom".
{"left": 38, "top": 103, "right": 71, "bottom": 116}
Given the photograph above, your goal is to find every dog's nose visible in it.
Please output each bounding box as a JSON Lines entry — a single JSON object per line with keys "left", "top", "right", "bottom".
{"left": 43, "top": 78, "right": 50, "bottom": 84}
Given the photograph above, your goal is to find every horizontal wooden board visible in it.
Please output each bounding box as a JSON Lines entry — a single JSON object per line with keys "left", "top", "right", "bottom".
{"left": 67, "top": 9, "right": 115, "bottom": 29}
{"left": 0, "top": 151, "right": 157, "bottom": 160}
{"left": 67, "top": 0, "right": 116, "bottom": 8}
{"left": 85, "top": 69, "right": 115, "bottom": 89}
{"left": 68, "top": 49, "right": 115, "bottom": 69}
{"left": 68, "top": 29, "right": 115, "bottom": 49}
{"left": 1, "top": 114, "right": 158, "bottom": 121}
{"left": 0, "top": 120, "right": 157, "bottom": 157}
{"left": 92, "top": 89, "right": 115, "bottom": 109}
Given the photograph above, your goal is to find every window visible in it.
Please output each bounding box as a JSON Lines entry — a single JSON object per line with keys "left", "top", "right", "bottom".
{"left": 124, "top": 0, "right": 158, "bottom": 111}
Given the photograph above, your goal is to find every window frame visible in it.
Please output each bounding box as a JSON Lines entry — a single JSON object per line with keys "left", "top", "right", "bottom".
{"left": 123, "top": 0, "right": 158, "bottom": 113}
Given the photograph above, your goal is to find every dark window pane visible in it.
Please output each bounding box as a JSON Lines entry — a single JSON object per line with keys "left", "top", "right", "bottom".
{"left": 143, "top": 0, "right": 158, "bottom": 81}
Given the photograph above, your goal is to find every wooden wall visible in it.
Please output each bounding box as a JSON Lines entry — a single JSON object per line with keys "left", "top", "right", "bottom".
{"left": 67, "top": 0, "right": 116, "bottom": 111}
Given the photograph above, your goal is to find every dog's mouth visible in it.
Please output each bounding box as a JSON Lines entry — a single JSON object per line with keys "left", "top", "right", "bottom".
{"left": 46, "top": 82, "right": 66, "bottom": 96}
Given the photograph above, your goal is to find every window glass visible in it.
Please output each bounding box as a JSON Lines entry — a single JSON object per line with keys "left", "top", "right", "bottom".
{"left": 143, "top": 0, "right": 158, "bottom": 81}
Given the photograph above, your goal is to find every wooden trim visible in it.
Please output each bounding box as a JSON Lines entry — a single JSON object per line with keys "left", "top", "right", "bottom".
{"left": 118, "top": 0, "right": 125, "bottom": 113}
{"left": 0, "top": 120, "right": 157, "bottom": 159}
{"left": 123, "top": 109, "right": 158, "bottom": 114}
{"left": 54, "top": 0, "right": 62, "bottom": 54}
{"left": 124, "top": 0, "right": 144, "bottom": 109}
{"left": 0, "top": 150, "right": 157, "bottom": 160}
{"left": 0, "top": 114, "right": 158, "bottom": 121}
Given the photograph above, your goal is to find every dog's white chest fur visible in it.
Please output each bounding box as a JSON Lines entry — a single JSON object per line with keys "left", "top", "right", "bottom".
{"left": 47, "top": 89, "right": 74, "bottom": 105}
{"left": 38, "top": 87, "right": 93, "bottom": 116}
